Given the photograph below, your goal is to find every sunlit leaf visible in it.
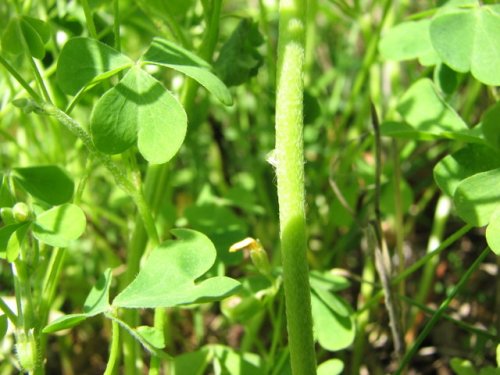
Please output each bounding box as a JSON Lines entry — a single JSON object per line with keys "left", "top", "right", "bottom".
{"left": 318, "top": 359, "right": 344, "bottom": 375}
{"left": 57, "top": 37, "right": 133, "bottom": 95}
{"left": 113, "top": 229, "right": 241, "bottom": 308}
{"left": 142, "top": 37, "right": 232, "bottom": 105}
{"left": 454, "top": 168, "right": 500, "bottom": 227}
{"left": 430, "top": 4, "right": 500, "bottom": 85}
{"left": 434, "top": 144, "right": 500, "bottom": 197}
{"left": 486, "top": 208, "right": 500, "bottom": 255}
{"left": 397, "top": 78, "right": 467, "bottom": 134}
{"left": 90, "top": 66, "right": 187, "bottom": 164}
{"left": 33, "top": 204, "right": 86, "bottom": 247}
{"left": 379, "top": 19, "right": 439, "bottom": 66}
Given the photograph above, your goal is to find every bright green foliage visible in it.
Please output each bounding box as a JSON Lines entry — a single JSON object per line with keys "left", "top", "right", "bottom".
{"left": 0, "top": 222, "right": 29, "bottom": 261}
{"left": 43, "top": 269, "right": 113, "bottom": 333}
{"left": 397, "top": 78, "right": 467, "bottom": 134}
{"left": 433, "top": 144, "right": 500, "bottom": 197}
{"left": 317, "top": 359, "right": 344, "bottom": 375}
{"left": 90, "top": 66, "right": 187, "bottom": 164}
{"left": 2, "top": 16, "right": 50, "bottom": 59}
{"left": 32, "top": 203, "right": 86, "bottom": 247}
{"left": 135, "top": 326, "right": 166, "bottom": 349}
{"left": 214, "top": 18, "right": 264, "bottom": 86}
{"left": 12, "top": 166, "right": 74, "bottom": 205}
{"left": 311, "top": 289, "right": 355, "bottom": 351}
{"left": 454, "top": 169, "right": 500, "bottom": 227}
{"left": 430, "top": 4, "right": 500, "bottom": 86}
{"left": 172, "top": 345, "right": 263, "bottom": 375}
{"left": 0, "top": 315, "right": 7, "bottom": 340}
{"left": 56, "top": 37, "right": 133, "bottom": 95}
{"left": 113, "top": 229, "right": 241, "bottom": 308}
{"left": 379, "top": 20, "right": 438, "bottom": 66}
{"left": 482, "top": 102, "right": 500, "bottom": 150}
{"left": 486, "top": 208, "right": 500, "bottom": 255}
{"left": 142, "top": 37, "right": 233, "bottom": 106}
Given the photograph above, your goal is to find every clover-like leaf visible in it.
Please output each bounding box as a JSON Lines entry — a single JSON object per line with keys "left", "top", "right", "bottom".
{"left": 142, "top": 37, "right": 232, "bottom": 106}
{"left": 2, "top": 16, "right": 50, "bottom": 59}
{"left": 397, "top": 78, "right": 468, "bottom": 134}
{"left": 57, "top": 37, "right": 133, "bottom": 95}
{"left": 486, "top": 207, "right": 500, "bottom": 255}
{"left": 0, "top": 222, "right": 30, "bottom": 262}
{"left": 90, "top": 66, "right": 187, "bottom": 164}
{"left": 434, "top": 144, "right": 500, "bottom": 197}
{"left": 379, "top": 19, "right": 439, "bottom": 66}
{"left": 13, "top": 165, "right": 74, "bottom": 205}
{"left": 311, "top": 289, "right": 355, "bottom": 351}
{"left": 318, "top": 359, "right": 344, "bottom": 375}
{"left": 454, "top": 168, "right": 500, "bottom": 227}
{"left": 214, "top": 18, "right": 264, "bottom": 86}
{"left": 43, "top": 269, "right": 112, "bottom": 333}
{"left": 430, "top": 4, "right": 500, "bottom": 86}
{"left": 112, "top": 229, "right": 241, "bottom": 308}
{"left": 482, "top": 102, "right": 500, "bottom": 150}
{"left": 33, "top": 203, "right": 86, "bottom": 247}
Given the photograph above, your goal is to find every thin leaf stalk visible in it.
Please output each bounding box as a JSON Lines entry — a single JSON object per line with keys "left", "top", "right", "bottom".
{"left": 275, "top": 0, "right": 316, "bottom": 373}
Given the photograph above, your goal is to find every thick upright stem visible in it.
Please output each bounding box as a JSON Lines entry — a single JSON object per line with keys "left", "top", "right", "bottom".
{"left": 275, "top": 0, "right": 316, "bottom": 373}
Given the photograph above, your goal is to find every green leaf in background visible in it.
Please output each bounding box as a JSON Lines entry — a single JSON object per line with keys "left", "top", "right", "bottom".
{"left": 1, "top": 16, "right": 50, "bottom": 59}
{"left": 454, "top": 168, "right": 500, "bottom": 227}
{"left": 434, "top": 63, "right": 459, "bottom": 95}
{"left": 380, "top": 121, "right": 483, "bottom": 143}
{"left": 142, "top": 37, "right": 232, "bottom": 106}
{"left": 112, "top": 229, "right": 241, "bottom": 308}
{"left": 0, "top": 314, "right": 7, "bottom": 340}
{"left": 379, "top": 19, "right": 439, "bottom": 66}
{"left": 214, "top": 18, "right": 264, "bottom": 86}
{"left": 430, "top": 4, "right": 500, "bottom": 86}
{"left": 317, "top": 359, "right": 344, "bottom": 375}
{"left": 486, "top": 208, "right": 500, "bottom": 255}
{"left": 0, "top": 222, "right": 30, "bottom": 262}
{"left": 0, "top": 174, "right": 14, "bottom": 208}
{"left": 210, "top": 345, "right": 263, "bottom": 375}
{"left": 397, "top": 78, "right": 467, "bottom": 135}
{"left": 311, "top": 289, "right": 355, "bottom": 351}
{"left": 43, "top": 269, "right": 112, "bottom": 333}
{"left": 482, "top": 102, "right": 500, "bottom": 150}
{"left": 184, "top": 203, "right": 246, "bottom": 265}
{"left": 32, "top": 203, "right": 86, "bottom": 247}
{"left": 172, "top": 349, "right": 210, "bottom": 375}
{"left": 450, "top": 358, "right": 478, "bottom": 375}
{"left": 13, "top": 165, "right": 74, "bottom": 205}
{"left": 434, "top": 144, "right": 500, "bottom": 197}
{"left": 90, "top": 66, "right": 187, "bottom": 164}
{"left": 135, "top": 326, "right": 166, "bottom": 349}
{"left": 56, "top": 37, "right": 133, "bottom": 95}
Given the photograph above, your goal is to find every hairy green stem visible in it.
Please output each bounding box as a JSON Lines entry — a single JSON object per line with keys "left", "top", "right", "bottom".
{"left": 275, "top": 0, "right": 316, "bottom": 373}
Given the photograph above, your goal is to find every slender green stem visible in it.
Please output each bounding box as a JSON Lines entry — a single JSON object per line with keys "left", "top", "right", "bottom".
{"left": 275, "top": 0, "right": 316, "bottom": 373}
{"left": 0, "top": 55, "right": 43, "bottom": 103}
{"left": 81, "top": 0, "right": 98, "bottom": 38}
{"left": 0, "top": 297, "right": 17, "bottom": 323}
{"left": 113, "top": 0, "right": 121, "bottom": 52}
{"left": 104, "top": 319, "right": 121, "bottom": 375}
{"left": 395, "top": 246, "right": 490, "bottom": 374}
